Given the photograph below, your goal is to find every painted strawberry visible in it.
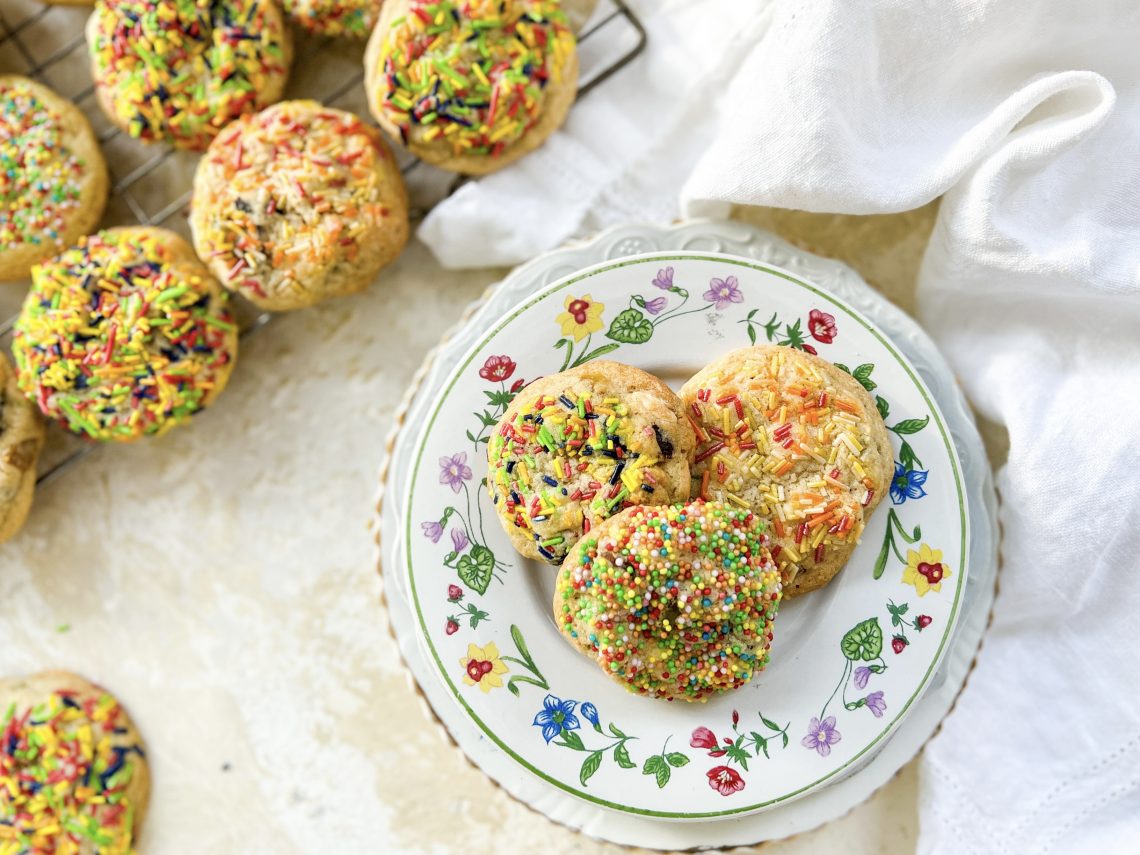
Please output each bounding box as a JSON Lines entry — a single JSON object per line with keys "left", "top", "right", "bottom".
{"left": 917, "top": 615, "right": 933, "bottom": 630}
{"left": 445, "top": 620, "right": 460, "bottom": 636}
{"left": 892, "top": 635, "right": 908, "bottom": 654}
{"left": 448, "top": 584, "right": 463, "bottom": 602}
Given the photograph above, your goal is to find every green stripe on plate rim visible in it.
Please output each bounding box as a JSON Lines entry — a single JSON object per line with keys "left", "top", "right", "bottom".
{"left": 403, "top": 253, "right": 969, "bottom": 819}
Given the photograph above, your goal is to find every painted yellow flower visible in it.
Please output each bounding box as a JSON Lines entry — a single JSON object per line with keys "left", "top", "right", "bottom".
{"left": 459, "top": 642, "right": 508, "bottom": 692}
{"left": 902, "top": 543, "right": 952, "bottom": 596}
{"left": 555, "top": 294, "right": 605, "bottom": 342}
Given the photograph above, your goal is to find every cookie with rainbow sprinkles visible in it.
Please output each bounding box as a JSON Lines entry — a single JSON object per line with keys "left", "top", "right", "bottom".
{"left": 12, "top": 227, "right": 239, "bottom": 443}
{"left": 365, "top": 0, "right": 578, "bottom": 175}
{"left": 487, "top": 361, "right": 694, "bottom": 564}
{"left": 190, "top": 100, "right": 409, "bottom": 311}
{"left": 680, "top": 345, "right": 893, "bottom": 597}
{"left": 555, "top": 500, "right": 783, "bottom": 702}
{"left": 0, "top": 76, "right": 108, "bottom": 282}
{"left": 0, "top": 670, "right": 149, "bottom": 855}
{"left": 283, "top": 0, "right": 383, "bottom": 38}
{"left": 86, "top": 0, "right": 293, "bottom": 151}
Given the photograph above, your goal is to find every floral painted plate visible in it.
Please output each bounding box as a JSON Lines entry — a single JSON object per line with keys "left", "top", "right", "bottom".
{"left": 401, "top": 251, "right": 969, "bottom": 820}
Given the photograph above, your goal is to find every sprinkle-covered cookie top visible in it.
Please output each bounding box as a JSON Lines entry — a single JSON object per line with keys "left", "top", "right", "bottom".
{"left": 377, "top": 0, "right": 575, "bottom": 158}
{"left": 284, "top": 0, "right": 381, "bottom": 38}
{"left": 684, "top": 347, "right": 887, "bottom": 582}
{"left": 193, "top": 101, "right": 398, "bottom": 303}
{"left": 489, "top": 385, "right": 670, "bottom": 563}
{"left": 13, "top": 229, "right": 236, "bottom": 442}
{"left": 1, "top": 687, "right": 144, "bottom": 854}
{"left": 89, "top": 0, "right": 290, "bottom": 150}
{"left": 0, "top": 80, "right": 86, "bottom": 252}
{"left": 557, "top": 502, "right": 782, "bottom": 702}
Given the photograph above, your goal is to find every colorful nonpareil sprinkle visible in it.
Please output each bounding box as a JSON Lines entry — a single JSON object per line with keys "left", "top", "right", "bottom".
{"left": 686, "top": 349, "right": 883, "bottom": 582}
{"left": 488, "top": 388, "right": 670, "bottom": 563}
{"left": 12, "top": 229, "right": 236, "bottom": 442}
{"left": 1, "top": 688, "right": 144, "bottom": 854}
{"left": 0, "top": 81, "right": 86, "bottom": 251}
{"left": 284, "top": 0, "right": 380, "bottom": 38}
{"left": 89, "top": 0, "right": 290, "bottom": 150}
{"left": 557, "top": 501, "right": 782, "bottom": 701}
{"left": 377, "top": 0, "right": 575, "bottom": 157}
{"left": 194, "top": 101, "right": 397, "bottom": 304}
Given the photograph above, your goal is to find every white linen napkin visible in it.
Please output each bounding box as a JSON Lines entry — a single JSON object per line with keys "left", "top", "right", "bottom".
{"left": 423, "top": 0, "right": 1140, "bottom": 849}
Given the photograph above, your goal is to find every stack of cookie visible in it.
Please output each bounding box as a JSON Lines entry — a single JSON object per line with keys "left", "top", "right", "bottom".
{"left": 485, "top": 347, "right": 894, "bottom": 702}
{"left": 0, "top": 0, "right": 590, "bottom": 549}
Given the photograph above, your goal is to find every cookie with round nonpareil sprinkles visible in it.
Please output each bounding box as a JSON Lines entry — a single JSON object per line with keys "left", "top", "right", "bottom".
{"left": 190, "top": 100, "right": 409, "bottom": 311}
{"left": 680, "top": 345, "right": 893, "bottom": 598}
{"left": 12, "top": 226, "right": 239, "bottom": 443}
{"left": 364, "top": 0, "right": 578, "bottom": 175}
{"left": 86, "top": 0, "right": 293, "bottom": 151}
{"left": 0, "top": 670, "right": 149, "bottom": 854}
{"left": 487, "top": 361, "right": 695, "bottom": 565}
{"left": 0, "top": 75, "right": 109, "bottom": 282}
{"left": 555, "top": 500, "right": 783, "bottom": 702}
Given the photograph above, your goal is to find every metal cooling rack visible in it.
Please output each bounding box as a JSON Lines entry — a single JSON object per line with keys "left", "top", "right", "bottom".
{"left": 0, "top": 0, "right": 647, "bottom": 485}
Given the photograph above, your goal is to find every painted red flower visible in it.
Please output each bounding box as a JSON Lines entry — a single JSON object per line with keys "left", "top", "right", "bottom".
{"left": 690, "top": 727, "right": 719, "bottom": 749}
{"left": 509, "top": 378, "right": 526, "bottom": 393}
{"left": 807, "top": 309, "right": 837, "bottom": 344}
{"left": 479, "top": 355, "right": 516, "bottom": 382}
{"left": 448, "top": 584, "right": 463, "bottom": 601}
{"left": 801, "top": 343, "right": 818, "bottom": 355}
{"left": 892, "top": 635, "right": 908, "bottom": 654}
{"left": 706, "top": 765, "right": 746, "bottom": 796}
{"left": 445, "top": 620, "right": 460, "bottom": 635}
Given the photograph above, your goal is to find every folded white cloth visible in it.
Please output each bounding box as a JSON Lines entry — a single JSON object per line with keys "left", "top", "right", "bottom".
{"left": 425, "top": 0, "right": 1140, "bottom": 849}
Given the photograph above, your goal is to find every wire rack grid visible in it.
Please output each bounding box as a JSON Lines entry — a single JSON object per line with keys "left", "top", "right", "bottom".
{"left": 0, "top": 0, "right": 647, "bottom": 485}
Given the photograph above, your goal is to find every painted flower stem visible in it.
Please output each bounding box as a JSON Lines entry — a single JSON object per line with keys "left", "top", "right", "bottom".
{"left": 501, "top": 625, "right": 550, "bottom": 696}
{"left": 873, "top": 509, "right": 922, "bottom": 580}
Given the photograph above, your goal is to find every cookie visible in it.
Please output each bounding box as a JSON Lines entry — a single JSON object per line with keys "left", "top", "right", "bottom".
{"left": 12, "top": 226, "right": 239, "bottom": 443}
{"left": 0, "top": 75, "right": 108, "bottom": 282}
{"left": 555, "top": 501, "right": 783, "bottom": 702}
{"left": 0, "top": 354, "right": 45, "bottom": 544}
{"left": 190, "top": 100, "right": 409, "bottom": 311}
{"left": 1, "top": 670, "right": 149, "bottom": 853}
{"left": 680, "top": 345, "right": 893, "bottom": 597}
{"left": 86, "top": 0, "right": 293, "bottom": 151}
{"left": 487, "top": 361, "right": 694, "bottom": 564}
{"left": 283, "top": 0, "right": 382, "bottom": 38}
{"left": 365, "top": 0, "right": 578, "bottom": 175}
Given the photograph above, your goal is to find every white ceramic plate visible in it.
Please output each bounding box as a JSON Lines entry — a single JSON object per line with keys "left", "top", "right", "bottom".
{"left": 400, "top": 250, "right": 969, "bottom": 820}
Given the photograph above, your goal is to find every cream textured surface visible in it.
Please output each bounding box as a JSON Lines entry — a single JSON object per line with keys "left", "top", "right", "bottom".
{"left": 0, "top": 202, "right": 994, "bottom": 852}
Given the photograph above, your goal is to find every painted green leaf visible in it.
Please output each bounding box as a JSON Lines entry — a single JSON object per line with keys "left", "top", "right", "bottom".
{"left": 580, "top": 751, "right": 603, "bottom": 786}
{"left": 485, "top": 389, "right": 514, "bottom": 407}
{"left": 833, "top": 362, "right": 851, "bottom": 374}
{"left": 560, "top": 730, "right": 585, "bottom": 751}
{"left": 875, "top": 395, "right": 890, "bottom": 420}
{"left": 751, "top": 731, "right": 769, "bottom": 759}
{"left": 608, "top": 722, "right": 627, "bottom": 738}
{"left": 665, "top": 752, "right": 690, "bottom": 768}
{"left": 656, "top": 764, "right": 671, "bottom": 789}
{"left": 747, "top": 323, "right": 757, "bottom": 345}
{"left": 853, "top": 363, "right": 877, "bottom": 391}
{"left": 759, "top": 714, "right": 782, "bottom": 732}
{"left": 781, "top": 731, "right": 789, "bottom": 749}
{"left": 891, "top": 416, "right": 930, "bottom": 435}
{"left": 575, "top": 343, "right": 621, "bottom": 365}
{"left": 456, "top": 545, "right": 495, "bottom": 595}
{"left": 642, "top": 755, "right": 663, "bottom": 776}
{"left": 614, "top": 742, "right": 636, "bottom": 769}
{"left": 605, "top": 308, "right": 654, "bottom": 344}
{"left": 841, "top": 618, "right": 884, "bottom": 661}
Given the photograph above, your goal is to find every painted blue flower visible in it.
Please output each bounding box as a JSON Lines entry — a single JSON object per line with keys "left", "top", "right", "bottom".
{"left": 580, "top": 702, "right": 600, "bottom": 729}
{"left": 532, "top": 694, "right": 580, "bottom": 743}
{"left": 890, "top": 462, "right": 928, "bottom": 505}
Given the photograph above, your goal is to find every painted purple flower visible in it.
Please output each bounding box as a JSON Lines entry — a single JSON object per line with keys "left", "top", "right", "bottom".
{"left": 801, "top": 716, "right": 841, "bottom": 757}
{"left": 652, "top": 267, "right": 674, "bottom": 290}
{"left": 865, "top": 691, "right": 887, "bottom": 718}
{"left": 702, "top": 275, "right": 744, "bottom": 311}
{"left": 439, "top": 452, "right": 473, "bottom": 493}
{"left": 451, "top": 528, "right": 469, "bottom": 554}
{"left": 421, "top": 521, "right": 444, "bottom": 543}
{"left": 644, "top": 296, "right": 667, "bottom": 315}
{"left": 854, "top": 666, "right": 872, "bottom": 690}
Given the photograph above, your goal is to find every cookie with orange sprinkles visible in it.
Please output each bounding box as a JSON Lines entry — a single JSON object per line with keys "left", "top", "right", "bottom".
{"left": 86, "top": 0, "right": 293, "bottom": 151}
{"left": 0, "top": 670, "right": 149, "bottom": 855}
{"left": 12, "top": 226, "right": 239, "bottom": 443}
{"left": 0, "top": 76, "right": 108, "bottom": 283}
{"left": 364, "top": 0, "right": 579, "bottom": 175}
{"left": 0, "top": 353, "right": 45, "bottom": 546}
{"left": 488, "top": 361, "right": 695, "bottom": 565}
{"left": 555, "top": 500, "right": 783, "bottom": 702}
{"left": 190, "top": 100, "right": 409, "bottom": 311}
{"left": 283, "top": 0, "right": 383, "bottom": 38}
{"left": 680, "top": 345, "right": 893, "bottom": 598}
